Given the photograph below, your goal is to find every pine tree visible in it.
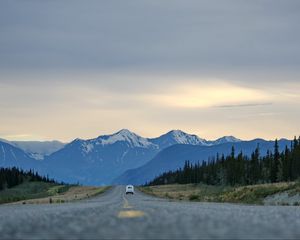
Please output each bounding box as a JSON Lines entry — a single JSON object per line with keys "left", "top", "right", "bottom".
{"left": 270, "top": 139, "right": 280, "bottom": 182}
{"left": 147, "top": 136, "right": 300, "bottom": 187}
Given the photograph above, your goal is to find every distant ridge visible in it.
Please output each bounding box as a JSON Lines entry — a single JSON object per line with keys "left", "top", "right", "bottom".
{"left": 0, "top": 130, "right": 293, "bottom": 185}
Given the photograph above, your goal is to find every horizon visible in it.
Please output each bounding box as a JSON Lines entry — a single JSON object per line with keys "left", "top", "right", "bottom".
{"left": 0, "top": 128, "right": 296, "bottom": 143}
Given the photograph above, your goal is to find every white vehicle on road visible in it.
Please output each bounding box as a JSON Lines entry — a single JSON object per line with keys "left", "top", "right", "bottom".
{"left": 125, "top": 185, "right": 134, "bottom": 194}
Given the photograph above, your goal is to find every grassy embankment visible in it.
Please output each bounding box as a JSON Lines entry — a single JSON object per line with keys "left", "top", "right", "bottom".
{"left": 139, "top": 182, "right": 300, "bottom": 205}
{"left": 0, "top": 181, "right": 110, "bottom": 204}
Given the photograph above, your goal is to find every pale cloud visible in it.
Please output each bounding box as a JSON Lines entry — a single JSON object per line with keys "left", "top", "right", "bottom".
{"left": 215, "top": 103, "right": 273, "bottom": 108}
{"left": 0, "top": 74, "right": 298, "bottom": 142}
{"left": 1, "top": 134, "right": 44, "bottom": 141}
{"left": 146, "top": 81, "right": 273, "bottom": 109}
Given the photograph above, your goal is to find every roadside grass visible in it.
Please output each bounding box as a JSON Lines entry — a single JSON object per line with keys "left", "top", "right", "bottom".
{"left": 139, "top": 182, "right": 300, "bottom": 205}
{"left": 220, "top": 182, "right": 298, "bottom": 204}
{"left": 0, "top": 181, "right": 69, "bottom": 204}
{"left": 46, "top": 185, "right": 110, "bottom": 203}
{"left": 139, "top": 184, "right": 233, "bottom": 202}
{"left": 11, "top": 186, "right": 111, "bottom": 205}
{"left": 0, "top": 181, "right": 111, "bottom": 205}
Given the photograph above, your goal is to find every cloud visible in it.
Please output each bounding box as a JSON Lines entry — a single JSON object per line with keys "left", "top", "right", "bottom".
{"left": 215, "top": 102, "right": 273, "bottom": 108}
{"left": 0, "top": 0, "right": 299, "bottom": 75}
{"left": 0, "top": 134, "right": 42, "bottom": 141}
{"left": 146, "top": 81, "right": 272, "bottom": 109}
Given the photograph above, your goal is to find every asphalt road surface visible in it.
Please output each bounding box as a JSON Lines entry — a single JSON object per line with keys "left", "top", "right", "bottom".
{"left": 1, "top": 186, "right": 300, "bottom": 239}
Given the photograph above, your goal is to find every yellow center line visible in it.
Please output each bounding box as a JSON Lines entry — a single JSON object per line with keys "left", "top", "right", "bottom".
{"left": 118, "top": 210, "right": 146, "bottom": 218}
{"left": 118, "top": 194, "right": 146, "bottom": 218}
{"left": 122, "top": 194, "right": 133, "bottom": 209}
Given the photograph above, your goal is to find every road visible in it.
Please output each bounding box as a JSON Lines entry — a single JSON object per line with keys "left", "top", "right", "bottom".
{"left": 1, "top": 186, "right": 300, "bottom": 239}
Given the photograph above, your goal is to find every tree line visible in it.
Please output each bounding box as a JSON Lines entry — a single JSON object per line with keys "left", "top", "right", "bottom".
{"left": 0, "top": 167, "right": 56, "bottom": 190}
{"left": 147, "top": 137, "right": 300, "bottom": 186}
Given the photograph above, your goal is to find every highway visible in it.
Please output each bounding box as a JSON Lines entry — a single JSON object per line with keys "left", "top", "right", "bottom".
{"left": 1, "top": 186, "right": 300, "bottom": 239}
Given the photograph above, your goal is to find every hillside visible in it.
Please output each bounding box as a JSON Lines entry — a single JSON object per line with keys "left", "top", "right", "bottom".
{"left": 114, "top": 139, "right": 291, "bottom": 185}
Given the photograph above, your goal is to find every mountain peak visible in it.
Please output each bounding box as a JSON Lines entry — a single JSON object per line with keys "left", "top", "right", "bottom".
{"left": 72, "top": 138, "right": 84, "bottom": 143}
{"left": 115, "top": 129, "right": 133, "bottom": 135}
{"left": 169, "top": 129, "right": 185, "bottom": 134}
{"left": 96, "top": 129, "right": 154, "bottom": 148}
{"left": 168, "top": 130, "right": 187, "bottom": 136}
{"left": 150, "top": 130, "right": 208, "bottom": 148}
{"left": 168, "top": 130, "right": 207, "bottom": 144}
{"left": 213, "top": 136, "right": 241, "bottom": 145}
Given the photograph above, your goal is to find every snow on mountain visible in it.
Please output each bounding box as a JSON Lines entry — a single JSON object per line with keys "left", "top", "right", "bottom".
{"left": 81, "top": 142, "right": 95, "bottom": 154}
{"left": 149, "top": 130, "right": 209, "bottom": 149}
{"left": 167, "top": 130, "right": 208, "bottom": 145}
{"left": 96, "top": 129, "right": 155, "bottom": 148}
{"left": 72, "top": 129, "right": 157, "bottom": 155}
{"left": 210, "top": 136, "right": 241, "bottom": 145}
{"left": 49, "top": 130, "right": 242, "bottom": 158}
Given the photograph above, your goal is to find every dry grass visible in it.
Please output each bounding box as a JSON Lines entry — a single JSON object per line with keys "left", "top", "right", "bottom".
{"left": 139, "top": 184, "right": 232, "bottom": 202}
{"left": 11, "top": 186, "right": 110, "bottom": 204}
{"left": 139, "top": 182, "right": 299, "bottom": 205}
{"left": 220, "top": 182, "right": 296, "bottom": 204}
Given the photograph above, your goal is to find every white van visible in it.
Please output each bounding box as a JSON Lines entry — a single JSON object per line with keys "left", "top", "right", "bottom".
{"left": 125, "top": 185, "right": 134, "bottom": 194}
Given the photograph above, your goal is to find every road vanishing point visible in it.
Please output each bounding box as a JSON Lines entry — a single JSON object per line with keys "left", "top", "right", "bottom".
{"left": 1, "top": 186, "right": 300, "bottom": 239}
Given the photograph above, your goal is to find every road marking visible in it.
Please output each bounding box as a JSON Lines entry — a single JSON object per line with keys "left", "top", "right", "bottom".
{"left": 123, "top": 204, "right": 133, "bottom": 209}
{"left": 118, "top": 210, "right": 146, "bottom": 218}
{"left": 122, "top": 195, "right": 133, "bottom": 209}
{"left": 118, "top": 194, "right": 146, "bottom": 218}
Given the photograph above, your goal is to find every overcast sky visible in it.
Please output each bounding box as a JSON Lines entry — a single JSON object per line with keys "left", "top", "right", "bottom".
{"left": 0, "top": 0, "right": 299, "bottom": 142}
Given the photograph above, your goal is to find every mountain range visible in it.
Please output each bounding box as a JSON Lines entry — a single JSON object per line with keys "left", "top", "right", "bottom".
{"left": 0, "top": 129, "right": 291, "bottom": 185}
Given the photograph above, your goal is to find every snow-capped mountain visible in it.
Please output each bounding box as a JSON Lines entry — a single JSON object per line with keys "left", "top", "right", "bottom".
{"left": 209, "top": 136, "right": 241, "bottom": 145}
{"left": 43, "top": 130, "right": 159, "bottom": 185}
{"left": 149, "top": 130, "right": 209, "bottom": 149}
{"left": 1, "top": 130, "right": 241, "bottom": 163}
{"left": 93, "top": 129, "right": 156, "bottom": 149}
{"left": 42, "top": 129, "right": 216, "bottom": 185}
{"left": 148, "top": 131, "right": 242, "bottom": 149}
{"left": 80, "top": 129, "right": 213, "bottom": 150}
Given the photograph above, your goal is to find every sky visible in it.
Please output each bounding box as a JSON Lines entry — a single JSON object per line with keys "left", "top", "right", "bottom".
{"left": 0, "top": 0, "right": 300, "bottom": 142}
